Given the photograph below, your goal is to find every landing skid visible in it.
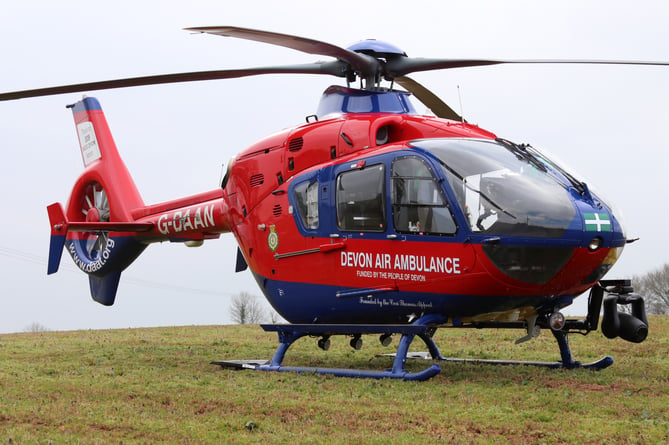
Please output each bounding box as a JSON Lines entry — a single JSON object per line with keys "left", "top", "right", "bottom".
{"left": 442, "top": 356, "right": 613, "bottom": 369}
{"left": 212, "top": 317, "right": 613, "bottom": 381}
{"left": 213, "top": 321, "right": 442, "bottom": 381}
{"left": 377, "top": 328, "right": 613, "bottom": 370}
{"left": 380, "top": 353, "right": 614, "bottom": 370}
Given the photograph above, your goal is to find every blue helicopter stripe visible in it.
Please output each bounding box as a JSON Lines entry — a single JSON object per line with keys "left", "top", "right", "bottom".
{"left": 253, "top": 272, "right": 570, "bottom": 325}
{"left": 69, "top": 96, "right": 103, "bottom": 114}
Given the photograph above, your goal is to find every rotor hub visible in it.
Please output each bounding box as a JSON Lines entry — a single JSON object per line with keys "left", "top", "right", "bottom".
{"left": 346, "top": 39, "right": 407, "bottom": 58}
{"left": 86, "top": 206, "right": 100, "bottom": 223}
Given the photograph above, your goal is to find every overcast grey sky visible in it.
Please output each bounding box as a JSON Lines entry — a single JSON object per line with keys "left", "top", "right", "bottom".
{"left": 1, "top": 0, "right": 667, "bottom": 333}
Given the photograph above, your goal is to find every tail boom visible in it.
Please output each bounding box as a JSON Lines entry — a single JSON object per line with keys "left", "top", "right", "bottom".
{"left": 48, "top": 189, "right": 233, "bottom": 270}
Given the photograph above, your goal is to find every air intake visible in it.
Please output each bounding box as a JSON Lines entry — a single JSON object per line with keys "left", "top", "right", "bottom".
{"left": 250, "top": 174, "right": 264, "bottom": 187}
{"left": 288, "top": 137, "right": 304, "bottom": 152}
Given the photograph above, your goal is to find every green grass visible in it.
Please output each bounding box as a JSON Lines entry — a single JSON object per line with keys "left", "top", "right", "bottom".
{"left": 1, "top": 317, "right": 667, "bottom": 444}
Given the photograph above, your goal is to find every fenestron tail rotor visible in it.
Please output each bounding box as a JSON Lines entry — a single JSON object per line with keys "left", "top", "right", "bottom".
{"left": 80, "top": 183, "right": 110, "bottom": 261}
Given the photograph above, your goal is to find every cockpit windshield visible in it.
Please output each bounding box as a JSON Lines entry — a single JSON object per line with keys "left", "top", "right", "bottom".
{"left": 414, "top": 138, "right": 576, "bottom": 238}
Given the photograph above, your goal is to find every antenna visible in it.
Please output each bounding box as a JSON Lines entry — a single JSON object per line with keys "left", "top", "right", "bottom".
{"left": 457, "top": 84, "right": 465, "bottom": 123}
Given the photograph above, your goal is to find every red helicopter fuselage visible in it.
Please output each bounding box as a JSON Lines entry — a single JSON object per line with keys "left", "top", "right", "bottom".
{"left": 221, "top": 112, "right": 622, "bottom": 324}
{"left": 49, "top": 87, "right": 625, "bottom": 327}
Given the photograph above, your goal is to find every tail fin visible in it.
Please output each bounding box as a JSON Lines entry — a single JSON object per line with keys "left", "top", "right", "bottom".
{"left": 47, "top": 202, "right": 67, "bottom": 275}
{"left": 67, "top": 96, "right": 144, "bottom": 220}
{"left": 49, "top": 97, "right": 149, "bottom": 305}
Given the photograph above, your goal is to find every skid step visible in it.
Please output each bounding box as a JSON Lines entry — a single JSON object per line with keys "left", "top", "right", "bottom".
{"left": 211, "top": 359, "right": 269, "bottom": 370}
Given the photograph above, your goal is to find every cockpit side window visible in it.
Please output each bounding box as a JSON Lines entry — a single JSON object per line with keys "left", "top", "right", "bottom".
{"left": 294, "top": 181, "right": 319, "bottom": 229}
{"left": 391, "top": 156, "right": 456, "bottom": 235}
{"left": 336, "top": 164, "right": 386, "bottom": 232}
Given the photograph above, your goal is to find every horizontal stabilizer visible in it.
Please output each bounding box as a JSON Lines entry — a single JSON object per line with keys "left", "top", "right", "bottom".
{"left": 47, "top": 201, "right": 152, "bottom": 275}
{"left": 47, "top": 202, "right": 154, "bottom": 234}
{"left": 66, "top": 221, "right": 154, "bottom": 232}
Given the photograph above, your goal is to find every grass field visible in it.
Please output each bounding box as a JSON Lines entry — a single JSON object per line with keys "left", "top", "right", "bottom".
{"left": 1, "top": 316, "right": 667, "bottom": 444}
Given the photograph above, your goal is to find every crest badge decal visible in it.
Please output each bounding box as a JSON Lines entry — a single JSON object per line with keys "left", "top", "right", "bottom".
{"left": 267, "top": 225, "right": 279, "bottom": 252}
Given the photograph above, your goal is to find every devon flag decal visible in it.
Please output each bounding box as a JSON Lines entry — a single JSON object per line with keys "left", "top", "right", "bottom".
{"left": 584, "top": 212, "right": 611, "bottom": 232}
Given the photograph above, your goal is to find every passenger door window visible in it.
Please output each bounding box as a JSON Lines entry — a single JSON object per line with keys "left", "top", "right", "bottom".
{"left": 336, "top": 164, "right": 386, "bottom": 232}
{"left": 391, "top": 156, "right": 456, "bottom": 234}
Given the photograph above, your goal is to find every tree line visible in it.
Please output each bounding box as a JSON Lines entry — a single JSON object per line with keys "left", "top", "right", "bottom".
{"left": 634, "top": 263, "right": 669, "bottom": 314}
{"left": 229, "top": 291, "right": 281, "bottom": 324}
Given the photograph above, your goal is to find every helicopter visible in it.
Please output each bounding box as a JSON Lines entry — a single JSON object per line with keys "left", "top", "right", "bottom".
{"left": 1, "top": 26, "right": 663, "bottom": 380}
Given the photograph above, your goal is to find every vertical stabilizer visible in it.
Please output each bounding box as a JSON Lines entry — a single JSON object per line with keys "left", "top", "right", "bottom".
{"left": 48, "top": 97, "right": 148, "bottom": 305}
{"left": 67, "top": 96, "right": 144, "bottom": 221}
{"left": 46, "top": 202, "right": 67, "bottom": 274}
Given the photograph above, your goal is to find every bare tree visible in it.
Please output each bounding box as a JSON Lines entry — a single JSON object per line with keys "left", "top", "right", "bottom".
{"left": 229, "top": 292, "right": 266, "bottom": 324}
{"left": 634, "top": 263, "right": 669, "bottom": 314}
{"left": 24, "top": 322, "right": 50, "bottom": 333}
{"left": 267, "top": 308, "right": 285, "bottom": 324}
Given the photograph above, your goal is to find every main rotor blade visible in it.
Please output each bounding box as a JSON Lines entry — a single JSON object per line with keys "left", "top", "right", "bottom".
{"left": 386, "top": 57, "right": 669, "bottom": 77}
{"left": 186, "top": 26, "right": 379, "bottom": 78}
{"left": 0, "top": 62, "right": 347, "bottom": 101}
{"left": 394, "top": 76, "right": 462, "bottom": 121}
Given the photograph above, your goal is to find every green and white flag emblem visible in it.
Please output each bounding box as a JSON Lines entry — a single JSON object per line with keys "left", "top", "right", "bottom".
{"left": 584, "top": 213, "right": 611, "bottom": 232}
